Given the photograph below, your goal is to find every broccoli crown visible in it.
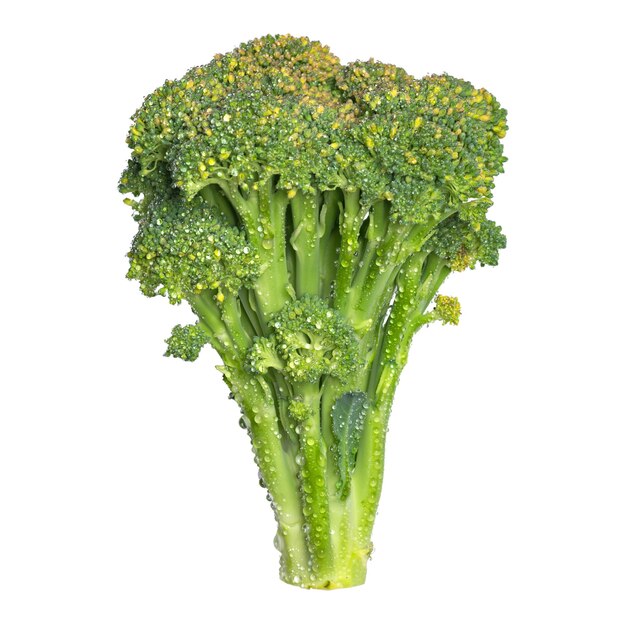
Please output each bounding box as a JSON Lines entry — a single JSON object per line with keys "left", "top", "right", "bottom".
{"left": 123, "top": 33, "right": 506, "bottom": 226}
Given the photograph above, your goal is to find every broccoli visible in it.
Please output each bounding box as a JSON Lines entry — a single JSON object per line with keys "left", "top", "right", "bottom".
{"left": 119, "top": 34, "right": 508, "bottom": 589}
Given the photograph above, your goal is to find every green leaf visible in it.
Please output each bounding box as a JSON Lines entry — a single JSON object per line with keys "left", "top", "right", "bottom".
{"left": 331, "top": 391, "right": 368, "bottom": 499}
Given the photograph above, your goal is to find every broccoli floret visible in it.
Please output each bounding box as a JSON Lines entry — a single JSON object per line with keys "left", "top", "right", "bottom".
{"left": 431, "top": 295, "right": 462, "bottom": 326}
{"left": 246, "top": 295, "right": 359, "bottom": 383}
{"left": 429, "top": 214, "right": 507, "bottom": 271}
{"left": 165, "top": 323, "right": 211, "bottom": 361}
{"left": 126, "top": 191, "right": 258, "bottom": 304}
{"left": 119, "top": 34, "right": 508, "bottom": 589}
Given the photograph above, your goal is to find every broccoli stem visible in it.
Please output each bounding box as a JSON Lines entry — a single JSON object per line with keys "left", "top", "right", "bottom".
{"left": 235, "top": 398, "right": 368, "bottom": 591}
{"left": 334, "top": 190, "right": 366, "bottom": 310}
{"left": 199, "top": 184, "right": 238, "bottom": 226}
{"left": 193, "top": 191, "right": 458, "bottom": 588}
{"left": 230, "top": 372, "right": 371, "bottom": 589}
{"left": 189, "top": 292, "right": 238, "bottom": 365}
{"left": 220, "top": 294, "right": 252, "bottom": 352}
{"left": 290, "top": 192, "right": 321, "bottom": 297}
{"left": 292, "top": 382, "right": 334, "bottom": 578}
{"left": 353, "top": 254, "right": 450, "bottom": 540}
{"left": 338, "top": 200, "right": 389, "bottom": 319}
{"left": 319, "top": 191, "right": 341, "bottom": 300}
{"left": 254, "top": 180, "right": 292, "bottom": 319}
{"left": 224, "top": 368, "right": 309, "bottom": 582}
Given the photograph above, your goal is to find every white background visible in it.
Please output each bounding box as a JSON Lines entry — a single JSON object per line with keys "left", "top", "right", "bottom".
{"left": 1, "top": 1, "right": 624, "bottom": 624}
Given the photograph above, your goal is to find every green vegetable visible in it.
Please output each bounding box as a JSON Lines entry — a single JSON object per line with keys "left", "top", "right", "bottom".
{"left": 331, "top": 392, "right": 368, "bottom": 500}
{"left": 119, "top": 34, "right": 508, "bottom": 589}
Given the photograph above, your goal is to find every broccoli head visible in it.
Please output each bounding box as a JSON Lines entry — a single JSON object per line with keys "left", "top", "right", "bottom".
{"left": 119, "top": 34, "right": 508, "bottom": 589}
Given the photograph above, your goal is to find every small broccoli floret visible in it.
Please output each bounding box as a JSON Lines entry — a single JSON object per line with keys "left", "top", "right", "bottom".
{"left": 287, "top": 400, "right": 311, "bottom": 422}
{"left": 126, "top": 193, "right": 259, "bottom": 304}
{"left": 120, "top": 34, "right": 508, "bottom": 590}
{"left": 165, "top": 323, "right": 211, "bottom": 361}
{"left": 246, "top": 296, "right": 360, "bottom": 383}
{"left": 429, "top": 214, "right": 507, "bottom": 271}
{"left": 271, "top": 296, "right": 359, "bottom": 383}
{"left": 431, "top": 295, "right": 461, "bottom": 325}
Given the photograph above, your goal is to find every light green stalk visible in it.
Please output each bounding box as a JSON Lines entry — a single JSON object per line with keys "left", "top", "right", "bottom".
{"left": 192, "top": 187, "right": 457, "bottom": 588}
{"left": 290, "top": 191, "right": 322, "bottom": 297}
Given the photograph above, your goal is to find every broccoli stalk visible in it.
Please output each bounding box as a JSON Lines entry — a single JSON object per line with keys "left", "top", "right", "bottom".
{"left": 120, "top": 34, "right": 507, "bottom": 588}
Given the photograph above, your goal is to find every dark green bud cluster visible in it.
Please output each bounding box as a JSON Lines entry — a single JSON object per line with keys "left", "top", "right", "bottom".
{"left": 165, "top": 323, "right": 211, "bottom": 361}
{"left": 166, "top": 93, "right": 350, "bottom": 197}
{"left": 122, "top": 34, "right": 506, "bottom": 240}
{"left": 428, "top": 214, "right": 507, "bottom": 271}
{"left": 337, "top": 67, "right": 507, "bottom": 223}
{"left": 246, "top": 296, "right": 360, "bottom": 383}
{"left": 126, "top": 192, "right": 258, "bottom": 304}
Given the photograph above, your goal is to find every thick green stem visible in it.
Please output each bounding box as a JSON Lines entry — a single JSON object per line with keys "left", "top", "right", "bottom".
{"left": 194, "top": 179, "right": 459, "bottom": 588}
{"left": 353, "top": 222, "right": 408, "bottom": 314}
{"left": 277, "top": 489, "right": 372, "bottom": 588}
{"left": 221, "top": 368, "right": 308, "bottom": 581}
{"left": 339, "top": 200, "right": 389, "bottom": 319}
{"left": 291, "top": 382, "right": 333, "bottom": 579}
{"left": 354, "top": 254, "right": 451, "bottom": 540}
{"left": 334, "top": 190, "right": 366, "bottom": 310}
{"left": 272, "top": 381, "right": 371, "bottom": 588}
{"left": 346, "top": 211, "right": 456, "bottom": 329}
{"left": 254, "top": 180, "right": 292, "bottom": 319}
{"left": 290, "top": 192, "right": 321, "bottom": 297}
{"left": 220, "top": 294, "right": 252, "bottom": 353}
